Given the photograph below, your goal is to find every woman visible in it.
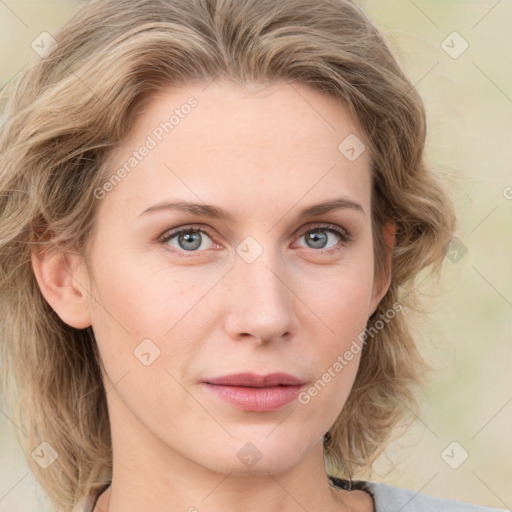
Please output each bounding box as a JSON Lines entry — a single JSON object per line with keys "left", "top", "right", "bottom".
{"left": 0, "top": 0, "right": 504, "bottom": 511}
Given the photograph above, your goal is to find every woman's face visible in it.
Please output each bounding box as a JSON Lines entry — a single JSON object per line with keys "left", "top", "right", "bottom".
{"left": 81, "top": 80, "right": 389, "bottom": 476}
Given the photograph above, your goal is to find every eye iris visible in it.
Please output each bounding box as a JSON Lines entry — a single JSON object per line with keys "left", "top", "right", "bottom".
{"left": 170, "top": 228, "right": 337, "bottom": 252}
{"left": 306, "top": 230, "right": 328, "bottom": 249}
{"left": 178, "top": 231, "right": 202, "bottom": 251}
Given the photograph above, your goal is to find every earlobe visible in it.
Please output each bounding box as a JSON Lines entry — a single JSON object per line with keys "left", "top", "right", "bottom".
{"left": 369, "top": 221, "right": 396, "bottom": 316}
{"left": 30, "top": 245, "right": 92, "bottom": 329}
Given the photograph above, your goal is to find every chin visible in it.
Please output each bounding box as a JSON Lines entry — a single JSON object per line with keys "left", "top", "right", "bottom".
{"left": 193, "top": 431, "right": 315, "bottom": 476}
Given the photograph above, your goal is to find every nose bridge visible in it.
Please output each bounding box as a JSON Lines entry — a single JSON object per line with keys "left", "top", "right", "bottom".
{"left": 224, "top": 242, "right": 296, "bottom": 342}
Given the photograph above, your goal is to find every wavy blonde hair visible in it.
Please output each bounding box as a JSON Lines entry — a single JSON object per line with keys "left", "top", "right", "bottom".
{"left": 0, "top": 0, "right": 456, "bottom": 510}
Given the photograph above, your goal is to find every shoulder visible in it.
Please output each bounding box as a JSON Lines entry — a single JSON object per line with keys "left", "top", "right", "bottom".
{"left": 328, "top": 475, "right": 506, "bottom": 512}
{"left": 364, "top": 480, "right": 507, "bottom": 512}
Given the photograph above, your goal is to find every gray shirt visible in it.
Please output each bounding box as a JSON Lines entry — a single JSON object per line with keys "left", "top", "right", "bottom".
{"left": 364, "top": 481, "right": 507, "bottom": 511}
{"left": 74, "top": 479, "right": 507, "bottom": 511}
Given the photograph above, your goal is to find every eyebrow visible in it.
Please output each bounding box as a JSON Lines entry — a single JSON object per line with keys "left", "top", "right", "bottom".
{"left": 137, "top": 197, "right": 365, "bottom": 220}
{"left": 138, "top": 197, "right": 366, "bottom": 221}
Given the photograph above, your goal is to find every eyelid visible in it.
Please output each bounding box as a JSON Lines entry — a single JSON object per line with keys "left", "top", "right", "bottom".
{"left": 158, "top": 222, "right": 352, "bottom": 255}
{"left": 293, "top": 222, "right": 352, "bottom": 242}
{"left": 158, "top": 223, "right": 218, "bottom": 246}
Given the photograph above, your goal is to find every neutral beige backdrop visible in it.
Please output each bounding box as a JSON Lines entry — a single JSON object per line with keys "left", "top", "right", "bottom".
{"left": 1, "top": 1, "right": 511, "bottom": 511}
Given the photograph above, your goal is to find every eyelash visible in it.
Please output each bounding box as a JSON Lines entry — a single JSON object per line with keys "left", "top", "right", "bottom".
{"left": 158, "top": 223, "right": 352, "bottom": 257}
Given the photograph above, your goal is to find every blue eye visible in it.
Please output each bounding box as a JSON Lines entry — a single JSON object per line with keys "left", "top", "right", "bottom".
{"left": 161, "top": 227, "right": 215, "bottom": 252}
{"left": 159, "top": 223, "right": 351, "bottom": 256}
{"left": 296, "top": 225, "right": 350, "bottom": 250}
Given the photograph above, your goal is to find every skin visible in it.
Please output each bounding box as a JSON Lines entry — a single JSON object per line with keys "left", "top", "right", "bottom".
{"left": 32, "top": 80, "right": 394, "bottom": 512}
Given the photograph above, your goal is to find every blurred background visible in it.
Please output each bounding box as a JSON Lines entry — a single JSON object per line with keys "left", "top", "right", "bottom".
{"left": 0, "top": 0, "right": 511, "bottom": 510}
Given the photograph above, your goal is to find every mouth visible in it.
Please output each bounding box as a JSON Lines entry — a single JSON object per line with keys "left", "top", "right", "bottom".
{"left": 201, "top": 372, "right": 306, "bottom": 412}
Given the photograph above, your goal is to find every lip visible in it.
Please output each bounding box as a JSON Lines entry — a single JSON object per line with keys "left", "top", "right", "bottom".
{"left": 202, "top": 372, "right": 306, "bottom": 412}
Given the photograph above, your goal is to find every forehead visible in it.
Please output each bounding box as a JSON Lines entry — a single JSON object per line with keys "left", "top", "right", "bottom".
{"left": 99, "top": 80, "right": 372, "bottom": 220}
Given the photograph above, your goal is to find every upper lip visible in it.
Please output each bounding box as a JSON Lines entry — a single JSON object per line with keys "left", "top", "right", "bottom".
{"left": 204, "top": 372, "right": 305, "bottom": 387}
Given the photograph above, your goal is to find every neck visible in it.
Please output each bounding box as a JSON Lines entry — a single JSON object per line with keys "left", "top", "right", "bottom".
{"left": 92, "top": 380, "right": 371, "bottom": 512}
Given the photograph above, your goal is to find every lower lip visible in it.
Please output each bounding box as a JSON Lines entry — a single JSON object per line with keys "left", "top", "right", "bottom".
{"left": 202, "top": 383, "right": 304, "bottom": 412}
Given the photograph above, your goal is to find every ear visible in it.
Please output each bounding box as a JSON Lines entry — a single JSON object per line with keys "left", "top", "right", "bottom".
{"left": 30, "top": 244, "right": 92, "bottom": 329}
{"left": 369, "top": 221, "right": 396, "bottom": 316}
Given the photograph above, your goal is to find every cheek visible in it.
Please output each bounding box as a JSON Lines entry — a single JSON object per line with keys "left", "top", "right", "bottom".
{"left": 87, "top": 246, "right": 219, "bottom": 377}
{"left": 294, "top": 263, "right": 375, "bottom": 410}
{"left": 300, "top": 259, "right": 375, "bottom": 342}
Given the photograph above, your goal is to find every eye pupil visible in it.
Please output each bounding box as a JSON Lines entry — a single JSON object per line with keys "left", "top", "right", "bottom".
{"left": 179, "top": 231, "right": 202, "bottom": 251}
{"left": 165, "top": 225, "right": 343, "bottom": 255}
{"left": 306, "top": 230, "right": 328, "bottom": 249}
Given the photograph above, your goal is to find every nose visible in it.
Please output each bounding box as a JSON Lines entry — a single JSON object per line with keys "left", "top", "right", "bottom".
{"left": 223, "top": 249, "right": 297, "bottom": 345}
